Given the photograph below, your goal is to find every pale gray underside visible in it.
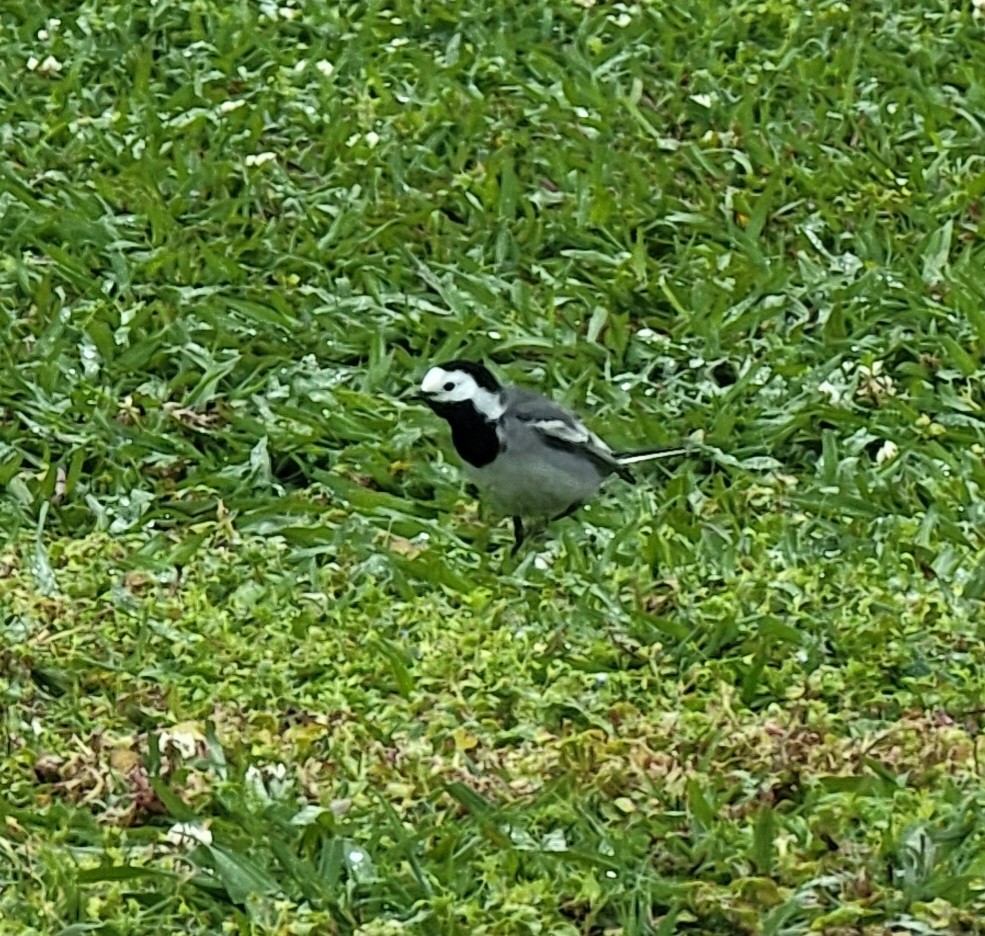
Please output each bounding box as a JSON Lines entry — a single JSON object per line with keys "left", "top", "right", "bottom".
{"left": 464, "top": 387, "right": 621, "bottom": 518}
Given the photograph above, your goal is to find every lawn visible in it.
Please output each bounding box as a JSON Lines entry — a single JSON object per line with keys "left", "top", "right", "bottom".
{"left": 2, "top": 0, "right": 985, "bottom": 932}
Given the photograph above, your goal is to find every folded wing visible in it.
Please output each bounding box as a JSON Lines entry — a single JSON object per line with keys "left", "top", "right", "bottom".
{"left": 503, "top": 388, "right": 632, "bottom": 481}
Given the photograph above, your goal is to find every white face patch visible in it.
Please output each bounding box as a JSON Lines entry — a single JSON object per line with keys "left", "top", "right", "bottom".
{"left": 420, "top": 366, "right": 505, "bottom": 419}
{"left": 420, "top": 366, "right": 473, "bottom": 401}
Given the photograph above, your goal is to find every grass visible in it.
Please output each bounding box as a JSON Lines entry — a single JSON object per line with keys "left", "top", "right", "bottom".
{"left": 2, "top": 0, "right": 985, "bottom": 931}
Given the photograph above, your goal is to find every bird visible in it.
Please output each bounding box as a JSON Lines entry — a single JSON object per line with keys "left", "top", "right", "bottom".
{"left": 416, "top": 360, "right": 684, "bottom": 553}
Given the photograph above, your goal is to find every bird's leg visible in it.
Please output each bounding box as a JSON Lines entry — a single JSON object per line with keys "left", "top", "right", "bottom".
{"left": 549, "top": 502, "right": 593, "bottom": 552}
{"left": 510, "top": 516, "right": 525, "bottom": 555}
{"left": 551, "top": 501, "right": 583, "bottom": 522}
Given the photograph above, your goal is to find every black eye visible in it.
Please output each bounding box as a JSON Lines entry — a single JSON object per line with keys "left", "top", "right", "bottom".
{"left": 443, "top": 381, "right": 455, "bottom": 391}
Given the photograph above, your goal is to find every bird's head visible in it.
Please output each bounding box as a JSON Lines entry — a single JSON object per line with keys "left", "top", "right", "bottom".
{"left": 417, "top": 360, "right": 505, "bottom": 421}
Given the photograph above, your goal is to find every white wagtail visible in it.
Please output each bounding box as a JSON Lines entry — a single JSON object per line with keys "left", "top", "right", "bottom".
{"left": 416, "top": 360, "right": 684, "bottom": 553}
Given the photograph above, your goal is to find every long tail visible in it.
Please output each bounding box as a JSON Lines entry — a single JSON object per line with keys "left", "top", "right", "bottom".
{"left": 608, "top": 443, "right": 689, "bottom": 483}
{"left": 616, "top": 445, "right": 689, "bottom": 466}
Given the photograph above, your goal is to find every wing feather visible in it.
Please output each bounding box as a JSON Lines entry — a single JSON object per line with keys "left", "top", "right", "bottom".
{"left": 503, "top": 387, "right": 628, "bottom": 477}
